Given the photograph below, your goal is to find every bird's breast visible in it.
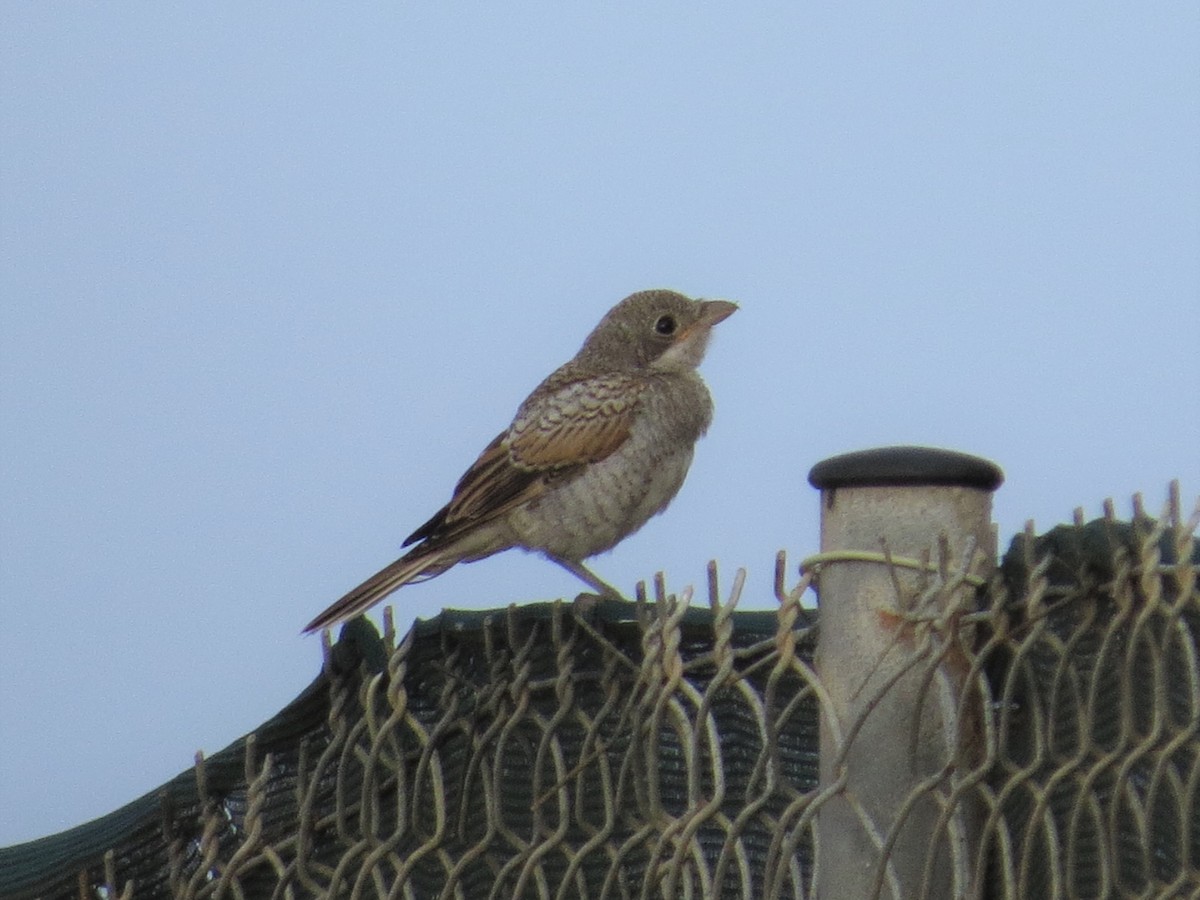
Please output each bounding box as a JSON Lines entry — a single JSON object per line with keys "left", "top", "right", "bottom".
{"left": 506, "top": 374, "right": 713, "bottom": 560}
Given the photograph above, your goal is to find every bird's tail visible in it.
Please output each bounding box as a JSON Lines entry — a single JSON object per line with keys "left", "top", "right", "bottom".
{"left": 303, "top": 544, "right": 455, "bottom": 634}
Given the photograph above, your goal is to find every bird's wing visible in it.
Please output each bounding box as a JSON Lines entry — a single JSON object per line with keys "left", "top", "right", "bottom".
{"left": 403, "top": 373, "right": 644, "bottom": 546}
{"left": 508, "top": 372, "right": 643, "bottom": 467}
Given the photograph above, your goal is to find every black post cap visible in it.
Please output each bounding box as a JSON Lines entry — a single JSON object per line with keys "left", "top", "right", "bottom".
{"left": 808, "top": 446, "right": 1004, "bottom": 491}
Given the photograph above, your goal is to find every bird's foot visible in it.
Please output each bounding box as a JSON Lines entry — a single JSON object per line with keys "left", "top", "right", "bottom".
{"left": 548, "top": 555, "right": 631, "bottom": 603}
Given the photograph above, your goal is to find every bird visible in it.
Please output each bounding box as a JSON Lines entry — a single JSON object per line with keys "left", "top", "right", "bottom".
{"left": 304, "top": 289, "right": 736, "bottom": 633}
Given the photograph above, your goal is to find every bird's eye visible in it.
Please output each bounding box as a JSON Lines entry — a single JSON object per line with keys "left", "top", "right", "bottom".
{"left": 654, "top": 314, "right": 677, "bottom": 336}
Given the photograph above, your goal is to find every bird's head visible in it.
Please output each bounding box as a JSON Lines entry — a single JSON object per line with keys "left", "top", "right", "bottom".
{"left": 578, "top": 290, "right": 737, "bottom": 373}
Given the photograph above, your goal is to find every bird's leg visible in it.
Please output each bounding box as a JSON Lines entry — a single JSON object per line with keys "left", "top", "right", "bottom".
{"left": 546, "top": 554, "right": 630, "bottom": 601}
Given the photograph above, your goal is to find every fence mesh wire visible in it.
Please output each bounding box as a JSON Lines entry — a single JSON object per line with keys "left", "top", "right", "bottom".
{"left": 1, "top": 502, "right": 1197, "bottom": 899}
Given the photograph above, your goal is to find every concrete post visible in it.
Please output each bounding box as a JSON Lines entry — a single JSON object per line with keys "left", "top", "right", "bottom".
{"left": 808, "top": 446, "right": 1003, "bottom": 900}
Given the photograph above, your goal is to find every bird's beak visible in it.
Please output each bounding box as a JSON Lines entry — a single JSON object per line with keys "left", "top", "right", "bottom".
{"left": 675, "top": 299, "right": 737, "bottom": 345}
{"left": 698, "top": 299, "right": 738, "bottom": 327}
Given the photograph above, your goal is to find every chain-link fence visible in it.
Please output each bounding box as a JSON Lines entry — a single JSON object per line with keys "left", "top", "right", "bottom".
{"left": 2, "top": 496, "right": 1197, "bottom": 899}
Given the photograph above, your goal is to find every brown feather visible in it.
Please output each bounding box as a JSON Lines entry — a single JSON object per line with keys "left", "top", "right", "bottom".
{"left": 404, "top": 373, "right": 643, "bottom": 547}
{"left": 302, "top": 541, "right": 453, "bottom": 633}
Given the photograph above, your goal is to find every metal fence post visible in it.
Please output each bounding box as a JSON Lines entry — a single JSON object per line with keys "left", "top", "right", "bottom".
{"left": 808, "top": 446, "right": 1003, "bottom": 900}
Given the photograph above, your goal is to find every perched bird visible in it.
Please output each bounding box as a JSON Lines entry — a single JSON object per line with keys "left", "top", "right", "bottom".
{"left": 304, "top": 289, "right": 736, "bottom": 633}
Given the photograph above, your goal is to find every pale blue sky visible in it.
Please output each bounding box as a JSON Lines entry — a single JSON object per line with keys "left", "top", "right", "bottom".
{"left": 2, "top": 5, "right": 1197, "bottom": 845}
